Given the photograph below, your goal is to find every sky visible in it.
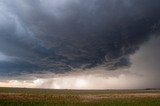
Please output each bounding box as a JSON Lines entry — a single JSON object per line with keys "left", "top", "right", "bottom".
{"left": 0, "top": 0, "right": 160, "bottom": 89}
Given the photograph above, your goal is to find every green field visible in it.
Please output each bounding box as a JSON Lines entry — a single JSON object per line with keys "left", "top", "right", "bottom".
{"left": 0, "top": 88, "right": 160, "bottom": 106}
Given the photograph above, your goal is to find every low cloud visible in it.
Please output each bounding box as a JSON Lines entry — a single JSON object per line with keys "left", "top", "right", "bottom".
{"left": 1, "top": 36, "right": 160, "bottom": 89}
{"left": 0, "top": 0, "right": 160, "bottom": 89}
{"left": 0, "top": 0, "right": 160, "bottom": 75}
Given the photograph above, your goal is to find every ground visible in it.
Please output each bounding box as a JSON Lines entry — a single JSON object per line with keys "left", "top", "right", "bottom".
{"left": 0, "top": 87, "right": 160, "bottom": 106}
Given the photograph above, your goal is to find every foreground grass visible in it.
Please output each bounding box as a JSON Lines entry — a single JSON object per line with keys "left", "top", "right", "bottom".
{"left": 0, "top": 88, "right": 160, "bottom": 106}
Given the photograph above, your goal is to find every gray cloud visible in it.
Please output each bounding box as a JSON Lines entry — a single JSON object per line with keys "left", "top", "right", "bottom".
{"left": 0, "top": 0, "right": 160, "bottom": 76}
{"left": 129, "top": 36, "right": 160, "bottom": 88}
{"left": 1, "top": 36, "right": 160, "bottom": 89}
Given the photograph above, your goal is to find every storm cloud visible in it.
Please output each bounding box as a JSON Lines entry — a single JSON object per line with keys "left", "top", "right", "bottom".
{"left": 0, "top": 0, "right": 160, "bottom": 78}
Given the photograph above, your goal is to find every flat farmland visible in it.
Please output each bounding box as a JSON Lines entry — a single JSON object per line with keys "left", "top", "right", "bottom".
{"left": 0, "top": 87, "right": 160, "bottom": 106}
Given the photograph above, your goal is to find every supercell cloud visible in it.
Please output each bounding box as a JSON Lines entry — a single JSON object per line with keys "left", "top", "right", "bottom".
{"left": 0, "top": 0, "right": 160, "bottom": 89}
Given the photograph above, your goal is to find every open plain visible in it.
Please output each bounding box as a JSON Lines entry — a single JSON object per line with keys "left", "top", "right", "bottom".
{"left": 0, "top": 88, "right": 160, "bottom": 106}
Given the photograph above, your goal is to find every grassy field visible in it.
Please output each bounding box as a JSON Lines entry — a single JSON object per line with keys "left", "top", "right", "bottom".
{"left": 0, "top": 88, "right": 160, "bottom": 106}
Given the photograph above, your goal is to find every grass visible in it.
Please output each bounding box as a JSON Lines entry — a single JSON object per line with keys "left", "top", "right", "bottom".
{"left": 0, "top": 87, "right": 160, "bottom": 106}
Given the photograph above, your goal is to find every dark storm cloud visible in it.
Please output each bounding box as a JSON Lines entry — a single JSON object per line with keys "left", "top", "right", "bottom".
{"left": 0, "top": 0, "right": 160, "bottom": 75}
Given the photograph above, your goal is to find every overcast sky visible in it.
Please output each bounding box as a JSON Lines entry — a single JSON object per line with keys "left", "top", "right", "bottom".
{"left": 0, "top": 0, "right": 160, "bottom": 89}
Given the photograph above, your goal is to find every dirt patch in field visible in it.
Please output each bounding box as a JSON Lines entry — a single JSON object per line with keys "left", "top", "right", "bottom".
{"left": 0, "top": 93, "right": 43, "bottom": 101}
{"left": 78, "top": 93, "right": 160, "bottom": 102}
{"left": 95, "top": 93, "right": 160, "bottom": 99}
